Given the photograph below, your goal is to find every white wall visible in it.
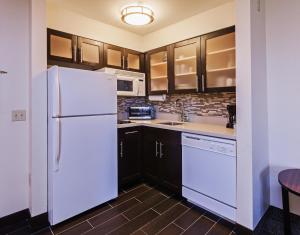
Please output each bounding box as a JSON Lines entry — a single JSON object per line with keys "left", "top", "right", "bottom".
{"left": 0, "top": 0, "right": 30, "bottom": 217}
{"left": 47, "top": 3, "right": 143, "bottom": 52}
{"left": 29, "top": 0, "right": 48, "bottom": 217}
{"left": 266, "top": 0, "right": 300, "bottom": 215}
{"left": 142, "top": 1, "right": 235, "bottom": 51}
{"left": 236, "top": 0, "right": 269, "bottom": 229}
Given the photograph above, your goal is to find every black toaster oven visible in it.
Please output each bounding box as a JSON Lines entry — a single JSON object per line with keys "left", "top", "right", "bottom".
{"left": 128, "top": 106, "right": 155, "bottom": 120}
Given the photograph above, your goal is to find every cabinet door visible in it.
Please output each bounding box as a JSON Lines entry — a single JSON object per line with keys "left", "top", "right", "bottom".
{"left": 201, "top": 26, "right": 236, "bottom": 92}
{"left": 170, "top": 38, "right": 201, "bottom": 93}
{"left": 146, "top": 46, "right": 170, "bottom": 95}
{"left": 78, "top": 37, "right": 103, "bottom": 69}
{"left": 142, "top": 127, "right": 160, "bottom": 183}
{"left": 118, "top": 128, "right": 142, "bottom": 188}
{"left": 125, "top": 49, "right": 144, "bottom": 72}
{"left": 104, "top": 44, "right": 124, "bottom": 70}
{"left": 47, "top": 28, "right": 77, "bottom": 63}
{"left": 159, "top": 130, "right": 182, "bottom": 195}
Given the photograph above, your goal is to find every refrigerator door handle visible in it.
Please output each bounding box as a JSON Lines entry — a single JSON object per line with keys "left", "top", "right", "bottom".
{"left": 54, "top": 72, "right": 62, "bottom": 117}
{"left": 54, "top": 118, "right": 62, "bottom": 171}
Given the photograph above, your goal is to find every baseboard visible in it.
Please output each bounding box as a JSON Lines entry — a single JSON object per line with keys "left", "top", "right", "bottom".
{"left": 29, "top": 212, "right": 49, "bottom": 232}
{"left": 0, "top": 209, "right": 30, "bottom": 228}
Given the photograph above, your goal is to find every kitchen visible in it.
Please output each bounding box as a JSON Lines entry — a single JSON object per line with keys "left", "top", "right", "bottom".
{"left": 0, "top": 0, "right": 300, "bottom": 235}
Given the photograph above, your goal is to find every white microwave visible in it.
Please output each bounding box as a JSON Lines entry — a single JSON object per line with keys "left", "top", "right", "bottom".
{"left": 98, "top": 67, "right": 145, "bottom": 97}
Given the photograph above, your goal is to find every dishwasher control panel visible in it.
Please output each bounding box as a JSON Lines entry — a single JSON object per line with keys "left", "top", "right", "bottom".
{"left": 182, "top": 133, "right": 236, "bottom": 157}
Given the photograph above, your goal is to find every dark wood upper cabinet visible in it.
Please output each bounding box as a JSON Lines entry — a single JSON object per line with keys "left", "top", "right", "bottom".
{"left": 146, "top": 46, "right": 170, "bottom": 95}
{"left": 169, "top": 37, "right": 201, "bottom": 93}
{"left": 103, "top": 44, "right": 124, "bottom": 70}
{"left": 125, "top": 49, "right": 145, "bottom": 72}
{"left": 47, "top": 28, "right": 77, "bottom": 64}
{"left": 201, "top": 26, "right": 236, "bottom": 92}
{"left": 104, "top": 44, "right": 144, "bottom": 72}
{"left": 77, "top": 37, "right": 103, "bottom": 69}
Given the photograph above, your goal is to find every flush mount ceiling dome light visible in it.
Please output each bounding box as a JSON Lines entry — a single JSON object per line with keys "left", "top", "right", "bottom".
{"left": 121, "top": 5, "right": 154, "bottom": 26}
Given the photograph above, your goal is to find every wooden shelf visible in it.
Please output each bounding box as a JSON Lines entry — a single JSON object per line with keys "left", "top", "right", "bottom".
{"left": 151, "top": 75, "right": 168, "bottom": 80}
{"left": 175, "top": 56, "right": 196, "bottom": 62}
{"left": 175, "top": 72, "right": 197, "bottom": 77}
{"left": 207, "top": 47, "right": 235, "bottom": 55}
{"left": 207, "top": 66, "right": 235, "bottom": 73}
{"left": 151, "top": 61, "right": 167, "bottom": 67}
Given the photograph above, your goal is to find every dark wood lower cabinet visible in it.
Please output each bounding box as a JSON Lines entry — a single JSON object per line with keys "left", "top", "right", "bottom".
{"left": 142, "top": 127, "right": 182, "bottom": 195}
{"left": 118, "top": 127, "right": 142, "bottom": 189}
{"left": 118, "top": 126, "right": 182, "bottom": 195}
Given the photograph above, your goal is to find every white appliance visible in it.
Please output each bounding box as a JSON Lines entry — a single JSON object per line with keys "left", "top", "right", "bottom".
{"left": 182, "top": 133, "right": 237, "bottom": 221}
{"left": 47, "top": 66, "right": 118, "bottom": 225}
{"left": 99, "top": 67, "right": 145, "bottom": 97}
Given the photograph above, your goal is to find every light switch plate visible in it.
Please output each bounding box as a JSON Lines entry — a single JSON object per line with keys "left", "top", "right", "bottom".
{"left": 12, "top": 110, "right": 26, "bottom": 121}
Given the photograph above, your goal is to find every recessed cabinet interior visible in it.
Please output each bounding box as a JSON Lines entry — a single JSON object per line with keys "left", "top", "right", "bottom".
{"left": 171, "top": 38, "right": 201, "bottom": 93}
{"left": 201, "top": 26, "right": 236, "bottom": 92}
{"left": 147, "top": 47, "right": 169, "bottom": 94}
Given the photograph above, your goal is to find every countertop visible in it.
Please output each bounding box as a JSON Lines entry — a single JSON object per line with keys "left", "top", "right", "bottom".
{"left": 118, "top": 119, "right": 236, "bottom": 140}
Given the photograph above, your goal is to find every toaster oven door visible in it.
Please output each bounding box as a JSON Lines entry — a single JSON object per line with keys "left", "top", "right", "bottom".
{"left": 117, "top": 76, "right": 138, "bottom": 96}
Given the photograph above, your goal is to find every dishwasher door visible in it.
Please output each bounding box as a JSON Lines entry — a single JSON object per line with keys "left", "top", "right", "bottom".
{"left": 182, "top": 133, "right": 237, "bottom": 217}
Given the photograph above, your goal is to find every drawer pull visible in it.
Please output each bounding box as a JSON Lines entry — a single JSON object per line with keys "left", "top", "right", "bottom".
{"left": 125, "top": 131, "right": 139, "bottom": 135}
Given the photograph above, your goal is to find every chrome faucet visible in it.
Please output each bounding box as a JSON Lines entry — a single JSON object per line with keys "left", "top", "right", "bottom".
{"left": 175, "top": 99, "right": 189, "bottom": 122}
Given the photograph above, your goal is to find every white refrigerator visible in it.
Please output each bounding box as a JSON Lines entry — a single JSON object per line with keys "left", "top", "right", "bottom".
{"left": 47, "top": 66, "right": 118, "bottom": 225}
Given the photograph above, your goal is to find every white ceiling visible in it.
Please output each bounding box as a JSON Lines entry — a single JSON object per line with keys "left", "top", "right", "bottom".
{"left": 47, "top": 0, "right": 233, "bottom": 35}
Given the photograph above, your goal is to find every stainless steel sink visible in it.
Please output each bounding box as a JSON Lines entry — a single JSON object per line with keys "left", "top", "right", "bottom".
{"left": 158, "top": 121, "right": 184, "bottom": 126}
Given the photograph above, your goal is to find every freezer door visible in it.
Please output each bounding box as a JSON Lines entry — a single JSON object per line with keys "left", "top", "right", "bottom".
{"left": 48, "top": 115, "right": 117, "bottom": 225}
{"left": 48, "top": 66, "right": 117, "bottom": 117}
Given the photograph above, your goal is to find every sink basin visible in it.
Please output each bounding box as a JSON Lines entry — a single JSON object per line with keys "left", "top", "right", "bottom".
{"left": 158, "top": 121, "right": 184, "bottom": 126}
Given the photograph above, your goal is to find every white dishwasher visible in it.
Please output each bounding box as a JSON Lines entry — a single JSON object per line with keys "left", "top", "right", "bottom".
{"left": 182, "top": 133, "right": 237, "bottom": 221}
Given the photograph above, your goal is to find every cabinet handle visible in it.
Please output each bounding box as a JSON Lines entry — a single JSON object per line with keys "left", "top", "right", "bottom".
{"left": 122, "top": 56, "right": 125, "bottom": 69}
{"left": 125, "top": 130, "right": 139, "bottom": 135}
{"left": 160, "top": 142, "right": 163, "bottom": 158}
{"left": 73, "top": 46, "right": 77, "bottom": 63}
{"left": 201, "top": 74, "right": 205, "bottom": 92}
{"left": 120, "top": 141, "right": 124, "bottom": 158}
{"left": 0, "top": 70, "right": 8, "bottom": 75}
{"left": 80, "top": 48, "right": 83, "bottom": 63}
{"left": 155, "top": 141, "right": 159, "bottom": 157}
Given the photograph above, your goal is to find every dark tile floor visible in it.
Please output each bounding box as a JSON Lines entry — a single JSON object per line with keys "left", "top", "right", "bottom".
{"left": 3, "top": 184, "right": 300, "bottom": 235}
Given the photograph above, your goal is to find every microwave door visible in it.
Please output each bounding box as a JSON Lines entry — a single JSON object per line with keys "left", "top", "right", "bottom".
{"left": 117, "top": 76, "right": 135, "bottom": 96}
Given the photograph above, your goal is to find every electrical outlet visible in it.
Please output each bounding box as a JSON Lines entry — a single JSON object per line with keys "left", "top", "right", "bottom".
{"left": 12, "top": 110, "right": 26, "bottom": 122}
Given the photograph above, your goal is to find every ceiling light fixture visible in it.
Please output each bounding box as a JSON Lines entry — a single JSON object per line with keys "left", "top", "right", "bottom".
{"left": 121, "top": 4, "right": 154, "bottom": 26}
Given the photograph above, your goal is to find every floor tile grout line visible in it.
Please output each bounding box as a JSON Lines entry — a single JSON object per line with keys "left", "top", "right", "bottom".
{"left": 204, "top": 218, "right": 220, "bottom": 235}
{"left": 113, "top": 187, "right": 153, "bottom": 207}
{"left": 107, "top": 208, "right": 157, "bottom": 235}
{"left": 122, "top": 212, "right": 131, "bottom": 221}
{"left": 171, "top": 222, "right": 186, "bottom": 232}
{"left": 181, "top": 214, "right": 205, "bottom": 234}
{"left": 151, "top": 205, "right": 190, "bottom": 235}
{"left": 55, "top": 220, "right": 89, "bottom": 235}
{"left": 86, "top": 220, "right": 94, "bottom": 228}
{"left": 82, "top": 213, "right": 131, "bottom": 235}
{"left": 151, "top": 208, "right": 162, "bottom": 215}
{"left": 134, "top": 197, "right": 143, "bottom": 203}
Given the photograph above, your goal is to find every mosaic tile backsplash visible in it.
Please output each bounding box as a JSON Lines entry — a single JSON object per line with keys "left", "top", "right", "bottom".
{"left": 118, "top": 93, "right": 236, "bottom": 118}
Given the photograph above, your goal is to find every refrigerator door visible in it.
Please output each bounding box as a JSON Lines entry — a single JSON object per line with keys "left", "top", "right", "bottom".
{"left": 48, "top": 66, "right": 117, "bottom": 118}
{"left": 48, "top": 115, "right": 117, "bottom": 225}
